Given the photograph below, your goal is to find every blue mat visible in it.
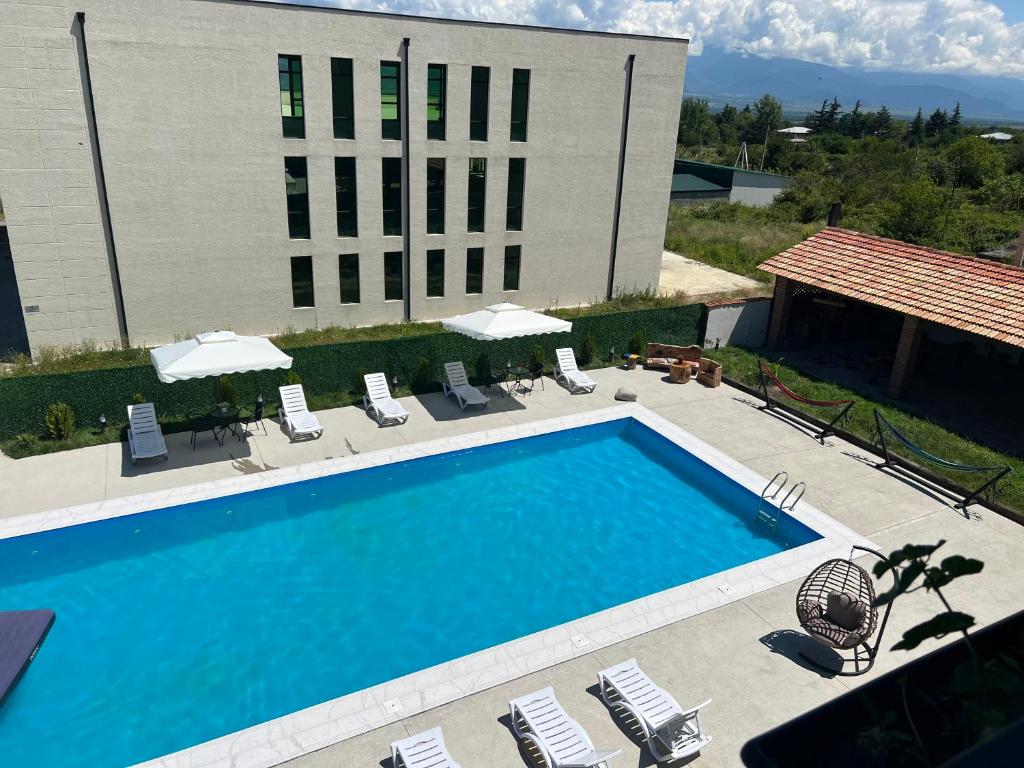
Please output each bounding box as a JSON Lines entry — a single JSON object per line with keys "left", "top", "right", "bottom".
{"left": 0, "top": 609, "right": 55, "bottom": 707}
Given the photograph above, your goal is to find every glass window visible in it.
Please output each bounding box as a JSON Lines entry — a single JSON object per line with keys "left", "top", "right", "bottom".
{"left": 331, "top": 57, "right": 355, "bottom": 139}
{"left": 467, "top": 158, "right": 486, "bottom": 233}
{"left": 339, "top": 253, "right": 360, "bottom": 304}
{"left": 384, "top": 250, "right": 403, "bottom": 301}
{"left": 506, "top": 157, "right": 525, "bottom": 231}
{"left": 290, "top": 255, "right": 314, "bottom": 307}
{"left": 470, "top": 66, "right": 489, "bottom": 141}
{"left": 510, "top": 68, "right": 530, "bottom": 142}
{"left": 466, "top": 247, "right": 484, "bottom": 294}
{"left": 503, "top": 245, "right": 521, "bottom": 291}
{"left": 335, "top": 157, "right": 358, "bottom": 238}
{"left": 284, "top": 156, "right": 310, "bottom": 239}
{"left": 279, "top": 55, "right": 305, "bottom": 139}
{"left": 426, "top": 248, "right": 445, "bottom": 297}
{"left": 381, "top": 157, "right": 402, "bottom": 236}
{"left": 427, "top": 63, "right": 446, "bottom": 141}
{"left": 380, "top": 61, "right": 401, "bottom": 140}
{"left": 426, "top": 158, "right": 445, "bottom": 235}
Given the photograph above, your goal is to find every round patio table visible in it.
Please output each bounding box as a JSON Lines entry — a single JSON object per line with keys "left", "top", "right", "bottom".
{"left": 506, "top": 365, "right": 530, "bottom": 395}
{"left": 208, "top": 405, "right": 240, "bottom": 443}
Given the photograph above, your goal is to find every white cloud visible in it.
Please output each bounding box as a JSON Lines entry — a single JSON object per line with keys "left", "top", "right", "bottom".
{"left": 268, "top": 0, "right": 1024, "bottom": 79}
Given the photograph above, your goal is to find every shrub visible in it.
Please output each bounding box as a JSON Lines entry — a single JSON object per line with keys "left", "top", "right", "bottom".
{"left": 284, "top": 369, "right": 302, "bottom": 386}
{"left": 580, "top": 330, "right": 596, "bottom": 364}
{"left": 629, "top": 331, "right": 647, "bottom": 356}
{"left": 412, "top": 357, "right": 435, "bottom": 393}
{"left": 215, "top": 375, "right": 237, "bottom": 407}
{"left": 474, "top": 352, "right": 490, "bottom": 383}
{"left": 353, "top": 367, "right": 369, "bottom": 394}
{"left": 44, "top": 402, "right": 76, "bottom": 440}
{"left": 131, "top": 392, "right": 145, "bottom": 405}
{"left": 530, "top": 345, "right": 545, "bottom": 369}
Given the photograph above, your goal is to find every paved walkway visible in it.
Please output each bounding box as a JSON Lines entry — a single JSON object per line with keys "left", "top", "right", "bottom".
{"left": 658, "top": 250, "right": 768, "bottom": 299}
{"left": 3, "top": 367, "right": 1022, "bottom": 767}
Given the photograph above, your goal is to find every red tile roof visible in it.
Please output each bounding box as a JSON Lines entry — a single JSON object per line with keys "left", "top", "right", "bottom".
{"left": 759, "top": 228, "right": 1024, "bottom": 348}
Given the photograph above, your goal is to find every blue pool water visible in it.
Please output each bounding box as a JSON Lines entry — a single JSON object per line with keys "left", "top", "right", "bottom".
{"left": 0, "top": 418, "right": 819, "bottom": 767}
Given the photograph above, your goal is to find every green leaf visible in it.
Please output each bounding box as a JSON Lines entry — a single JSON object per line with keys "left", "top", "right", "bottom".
{"left": 892, "top": 612, "right": 976, "bottom": 651}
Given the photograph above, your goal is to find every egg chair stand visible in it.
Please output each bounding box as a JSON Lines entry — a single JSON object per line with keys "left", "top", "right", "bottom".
{"left": 795, "top": 545, "right": 897, "bottom": 676}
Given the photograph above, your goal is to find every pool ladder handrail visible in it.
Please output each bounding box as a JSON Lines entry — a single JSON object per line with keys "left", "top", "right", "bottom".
{"left": 756, "top": 473, "right": 805, "bottom": 533}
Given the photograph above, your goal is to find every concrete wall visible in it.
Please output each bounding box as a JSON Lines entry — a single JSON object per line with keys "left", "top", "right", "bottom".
{"left": 728, "top": 169, "right": 791, "bottom": 207}
{"left": 1, "top": 0, "right": 686, "bottom": 349}
{"left": 705, "top": 298, "right": 770, "bottom": 348}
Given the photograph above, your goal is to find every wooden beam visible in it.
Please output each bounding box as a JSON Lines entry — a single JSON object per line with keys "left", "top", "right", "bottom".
{"left": 887, "top": 315, "right": 923, "bottom": 398}
{"left": 766, "top": 276, "right": 793, "bottom": 350}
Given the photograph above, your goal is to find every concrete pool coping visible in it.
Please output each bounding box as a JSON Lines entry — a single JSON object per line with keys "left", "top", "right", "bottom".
{"left": 0, "top": 404, "right": 873, "bottom": 768}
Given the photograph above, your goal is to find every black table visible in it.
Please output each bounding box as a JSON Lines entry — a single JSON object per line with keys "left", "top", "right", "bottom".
{"left": 506, "top": 365, "right": 530, "bottom": 395}
{"left": 209, "top": 405, "right": 240, "bottom": 443}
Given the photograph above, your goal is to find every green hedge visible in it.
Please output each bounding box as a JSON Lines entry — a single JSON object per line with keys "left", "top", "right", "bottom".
{"left": 0, "top": 304, "right": 706, "bottom": 440}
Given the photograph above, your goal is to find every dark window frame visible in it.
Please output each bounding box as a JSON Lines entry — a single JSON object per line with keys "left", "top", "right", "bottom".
{"left": 427, "top": 63, "right": 447, "bottom": 141}
{"left": 510, "top": 68, "right": 530, "bottom": 142}
{"left": 380, "top": 61, "right": 401, "bottom": 140}
{"left": 381, "top": 157, "right": 403, "bottom": 236}
{"left": 469, "top": 66, "right": 490, "bottom": 142}
{"left": 290, "top": 255, "right": 314, "bottom": 307}
{"left": 467, "top": 158, "right": 486, "bottom": 233}
{"left": 384, "top": 250, "right": 404, "bottom": 301}
{"left": 335, "top": 156, "right": 358, "bottom": 238}
{"left": 426, "top": 248, "right": 445, "bottom": 298}
{"left": 285, "top": 156, "right": 310, "bottom": 240}
{"left": 338, "top": 253, "right": 360, "bottom": 304}
{"left": 279, "top": 54, "right": 305, "bottom": 139}
{"left": 506, "top": 157, "right": 525, "bottom": 231}
{"left": 503, "top": 245, "right": 521, "bottom": 291}
{"left": 466, "top": 247, "right": 484, "bottom": 294}
{"left": 426, "top": 158, "right": 445, "bottom": 235}
{"left": 331, "top": 57, "right": 355, "bottom": 140}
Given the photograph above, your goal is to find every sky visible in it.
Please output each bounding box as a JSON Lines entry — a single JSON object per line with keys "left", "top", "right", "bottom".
{"left": 265, "top": 0, "right": 1024, "bottom": 80}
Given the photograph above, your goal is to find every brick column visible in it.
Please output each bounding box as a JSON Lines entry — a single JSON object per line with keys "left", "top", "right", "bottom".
{"left": 766, "top": 276, "right": 794, "bottom": 349}
{"left": 887, "top": 314, "right": 923, "bottom": 398}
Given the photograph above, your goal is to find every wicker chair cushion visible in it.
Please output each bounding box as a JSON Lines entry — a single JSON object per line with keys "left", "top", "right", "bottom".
{"left": 798, "top": 595, "right": 870, "bottom": 649}
{"left": 826, "top": 591, "right": 869, "bottom": 631}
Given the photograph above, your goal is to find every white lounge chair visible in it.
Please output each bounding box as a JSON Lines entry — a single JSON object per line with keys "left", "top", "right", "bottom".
{"left": 598, "top": 659, "right": 711, "bottom": 762}
{"left": 278, "top": 384, "right": 324, "bottom": 441}
{"left": 126, "top": 402, "right": 168, "bottom": 464}
{"left": 509, "top": 687, "right": 621, "bottom": 768}
{"left": 391, "top": 726, "right": 462, "bottom": 768}
{"left": 554, "top": 348, "right": 597, "bottom": 394}
{"left": 363, "top": 372, "right": 410, "bottom": 426}
{"left": 443, "top": 361, "right": 490, "bottom": 410}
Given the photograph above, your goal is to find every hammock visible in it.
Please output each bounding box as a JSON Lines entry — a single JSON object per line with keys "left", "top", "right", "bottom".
{"left": 758, "top": 359, "right": 855, "bottom": 443}
{"left": 874, "top": 410, "right": 1011, "bottom": 510}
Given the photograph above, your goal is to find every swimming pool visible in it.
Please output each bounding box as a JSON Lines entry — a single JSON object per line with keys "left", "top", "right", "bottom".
{"left": 0, "top": 408, "right": 860, "bottom": 768}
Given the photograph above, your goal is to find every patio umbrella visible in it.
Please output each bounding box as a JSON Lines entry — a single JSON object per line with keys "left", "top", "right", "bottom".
{"left": 150, "top": 330, "right": 293, "bottom": 383}
{"left": 441, "top": 303, "right": 571, "bottom": 341}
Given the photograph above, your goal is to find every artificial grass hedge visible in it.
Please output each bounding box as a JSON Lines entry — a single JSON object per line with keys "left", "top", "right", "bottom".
{"left": 0, "top": 304, "right": 706, "bottom": 443}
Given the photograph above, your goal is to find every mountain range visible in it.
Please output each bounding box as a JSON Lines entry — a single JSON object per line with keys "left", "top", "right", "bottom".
{"left": 684, "top": 48, "right": 1024, "bottom": 124}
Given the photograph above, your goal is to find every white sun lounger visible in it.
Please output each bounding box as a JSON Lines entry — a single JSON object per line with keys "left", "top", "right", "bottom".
{"left": 443, "top": 361, "right": 490, "bottom": 409}
{"left": 598, "top": 658, "right": 711, "bottom": 762}
{"left": 278, "top": 384, "right": 324, "bottom": 441}
{"left": 391, "top": 726, "right": 463, "bottom": 768}
{"left": 554, "top": 348, "right": 597, "bottom": 394}
{"left": 126, "top": 402, "right": 168, "bottom": 464}
{"left": 509, "top": 687, "right": 621, "bottom": 768}
{"left": 363, "top": 372, "right": 410, "bottom": 426}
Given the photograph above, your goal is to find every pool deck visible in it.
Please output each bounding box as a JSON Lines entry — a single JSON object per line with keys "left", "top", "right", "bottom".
{"left": 3, "top": 365, "right": 1023, "bottom": 767}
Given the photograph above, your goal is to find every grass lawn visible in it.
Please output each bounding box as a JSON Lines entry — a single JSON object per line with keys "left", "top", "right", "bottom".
{"left": 714, "top": 346, "right": 1024, "bottom": 520}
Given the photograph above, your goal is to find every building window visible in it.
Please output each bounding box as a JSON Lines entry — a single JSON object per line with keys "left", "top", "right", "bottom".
{"left": 426, "top": 248, "right": 445, "bottom": 297}
{"left": 335, "top": 157, "right": 358, "bottom": 238}
{"left": 382, "top": 157, "right": 402, "bottom": 236}
{"left": 427, "top": 63, "right": 446, "bottom": 141}
{"left": 426, "top": 158, "right": 445, "bottom": 235}
{"left": 503, "top": 245, "right": 521, "bottom": 291}
{"left": 279, "top": 54, "right": 304, "bottom": 139}
{"left": 467, "top": 158, "right": 486, "bottom": 233}
{"left": 339, "top": 253, "right": 360, "bottom": 304}
{"left": 510, "top": 69, "right": 530, "bottom": 142}
{"left": 384, "top": 250, "right": 403, "bottom": 301}
{"left": 466, "top": 247, "right": 484, "bottom": 294}
{"left": 290, "top": 255, "right": 314, "bottom": 307}
{"left": 470, "top": 66, "right": 489, "bottom": 141}
{"left": 380, "top": 61, "right": 401, "bottom": 140}
{"left": 285, "top": 157, "right": 310, "bottom": 239}
{"left": 506, "top": 158, "right": 525, "bottom": 231}
{"left": 331, "top": 57, "right": 355, "bottom": 139}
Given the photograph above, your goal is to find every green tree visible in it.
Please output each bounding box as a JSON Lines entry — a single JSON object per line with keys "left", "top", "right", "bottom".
{"left": 872, "top": 105, "right": 894, "bottom": 138}
{"left": 910, "top": 108, "right": 925, "bottom": 143}
{"left": 752, "top": 93, "right": 783, "bottom": 140}
{"left": 926, "top": 107, "right": 949, "bottom": 136}
{"left": 882, "top": 177, "right": 945, "bottom": 243}
{"left": 678, "top": 97, "right": 714, "bottom": 147}
{"left": 941, "top": 136, "right": 1005, "bottom": 189}
{"left": 950, "top": 101, "right": 962, "bottom": 128}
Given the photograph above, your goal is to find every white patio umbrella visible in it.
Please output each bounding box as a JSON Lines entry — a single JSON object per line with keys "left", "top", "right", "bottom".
{"left": 150, "top": 330, "right": 293, "bottom": 383}
{"left": 441, "top": 303, "right": 571, "bottom": 341}
{"left": 777, "top": 126, "right": 813, "bottom": 134}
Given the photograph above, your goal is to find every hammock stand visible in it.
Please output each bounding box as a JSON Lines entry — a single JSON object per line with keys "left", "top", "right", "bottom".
{"left": 874, "top": 410, "right": 1011, "bottom": 511}
{"left": 758, "top": 359, "right": 855, "bottom": 443}
{"left": 796, "top": 545, "right": 897, "bottom": 677}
